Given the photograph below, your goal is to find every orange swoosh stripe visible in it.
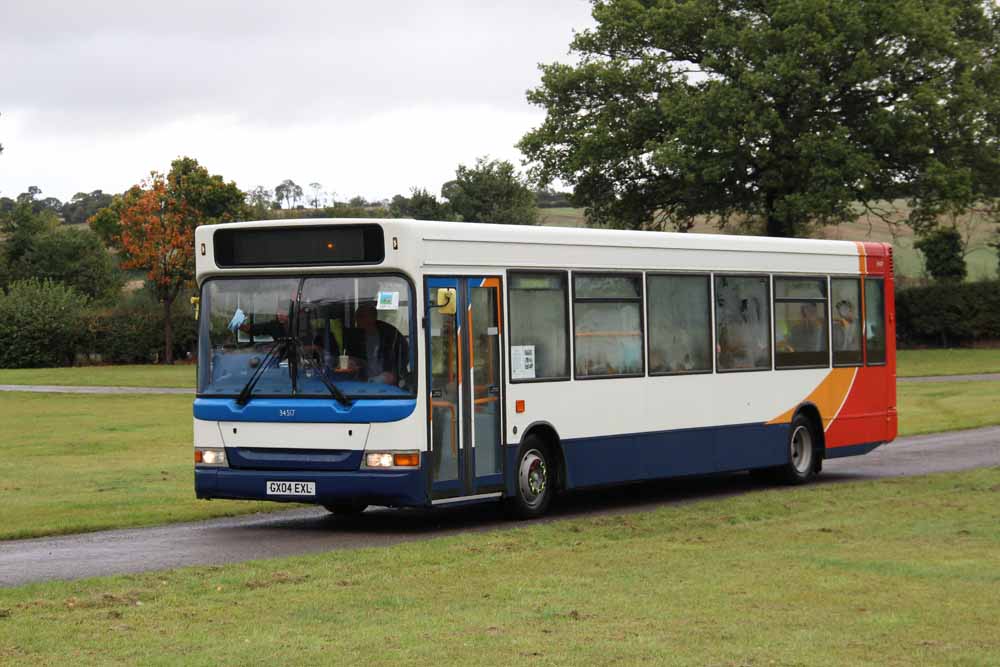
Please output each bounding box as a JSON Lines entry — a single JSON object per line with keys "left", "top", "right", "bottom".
{"left": 767, "top": 367, "right": 858, "bottom": 427}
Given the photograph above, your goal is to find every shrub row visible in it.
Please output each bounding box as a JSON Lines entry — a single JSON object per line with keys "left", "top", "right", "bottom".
{"left": 896, "top": 280, "right": 1000, "bottom": 347}
{"left": 0, "top": 279, "right": 197, "bottom": 368}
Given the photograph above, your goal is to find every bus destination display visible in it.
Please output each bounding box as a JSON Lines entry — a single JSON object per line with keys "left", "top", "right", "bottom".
{"left": 214, "top": 225, "right": 385, "bottom": 267}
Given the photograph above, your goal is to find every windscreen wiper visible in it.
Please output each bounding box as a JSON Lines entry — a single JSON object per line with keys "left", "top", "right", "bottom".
{"left": 291, "top": 338, "right": 354, "bottom": 407}
{"left": 235, "top": 338, "right": 288, "bottom": 406}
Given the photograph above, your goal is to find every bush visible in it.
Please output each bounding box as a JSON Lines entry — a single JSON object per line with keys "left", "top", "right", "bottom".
{"left": 0, "top": 279, "right": 89, "bottom": 368}
{"left": 896, "top": 280, "right": 1000, "bottom": 347}
{"left": 913, "top": 226, "right": 967, "bottom": 282}
{"left": 86, "top": 289, "right": 197, "bottom": 364}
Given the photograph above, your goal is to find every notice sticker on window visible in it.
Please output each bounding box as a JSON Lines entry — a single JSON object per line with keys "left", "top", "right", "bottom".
{"left": 511, "top": 345, "right": 536, "bottom": 380}
{"left": 376, "top": 291, "right": 399, "bottom": 310}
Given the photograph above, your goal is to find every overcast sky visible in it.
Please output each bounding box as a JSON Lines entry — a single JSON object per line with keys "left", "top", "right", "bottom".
{"left": 0, "top": 0, "right": 594, "bottom": 203}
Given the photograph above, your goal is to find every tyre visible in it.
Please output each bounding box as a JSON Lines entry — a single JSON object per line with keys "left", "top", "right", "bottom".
{"left": 323, "top": 503, "right": 368, "bottom": 517}
{"left": 505, "top": 435, "right": 554, "bottom": 519}
{"left": 774, "top": 413, "right": 820, "bottom": 485}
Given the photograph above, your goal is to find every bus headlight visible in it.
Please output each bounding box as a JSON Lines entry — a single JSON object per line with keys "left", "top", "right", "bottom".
{"left": 195, "top": 447, "right": 228, "bottom": 466}
{"left": 365, "top": 451, "right": 420, "bottom": 468}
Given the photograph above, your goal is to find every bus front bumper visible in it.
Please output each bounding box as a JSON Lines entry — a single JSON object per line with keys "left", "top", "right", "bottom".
{"left": 195, "top": 466, "right": 427, "bottom": 508}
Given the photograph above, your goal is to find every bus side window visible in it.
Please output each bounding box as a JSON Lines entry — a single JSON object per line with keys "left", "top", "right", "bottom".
{"left": 508, "top": 272, "right": 569, "bottom": 381}
{"left": 715, "top": 275, "right": 771, "bottom": 372}
{"left": 573, "top": 274, "right": 644, "bottom": 378}
{"left": 647, "top": 274, "right": 712, "bottom": 374}
{"left": 773, "top": 276, "right": 829, "bottom": 369}
{"left": 831, "top": 277, "right": 863, "bottom": 366}
{"left": 864, "top": 279, "right": 886, "bottom": 365}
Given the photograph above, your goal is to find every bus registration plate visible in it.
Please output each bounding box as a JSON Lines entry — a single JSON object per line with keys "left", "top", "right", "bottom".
{"left": 266, "top": 481, "right": 316, "bottom": 496}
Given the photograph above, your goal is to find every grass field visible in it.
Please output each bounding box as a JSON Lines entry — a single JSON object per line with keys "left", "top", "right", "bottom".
{"left": 897, "top": 348, "right": 1000, "bottom": 377}
{"left": 0, "top": 393, "right": 287, "bottom": 540}
{"left": 0, "top": 468, "right": 997, "bottom": 665}
{"left": 0, "top": 364, "right": 194, "bottom": 388}
{"left": 1, "top": 377, "right": 997, "bottom": 542}
{"left": 896, "top": 380, "right": 1000, "bottom": 436}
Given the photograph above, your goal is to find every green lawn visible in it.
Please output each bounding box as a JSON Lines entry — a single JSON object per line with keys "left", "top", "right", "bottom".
{"left": 897, "top": 380, "right": 1000, "bottom": 436}
{"left": 1, "top": 468, "right": 997, "bottom": 666}
{"left": 0, "top": 364, "right": 194, "bottom": 388}
{"left": 897, "top": 348, "right": 1000, "bottom": 378}
{"left": 0, "top": 392, "right": 287, "bottom": 540}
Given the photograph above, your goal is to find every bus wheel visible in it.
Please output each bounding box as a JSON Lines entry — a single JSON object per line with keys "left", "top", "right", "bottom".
{"left": 777, "top": 413, "right": 819, "bottom": 485}
{"left": 506, "top": 436, "right": 553, "bottom": 519}
{"left": 324, "top": 503, "right": 368, "bottom": 517}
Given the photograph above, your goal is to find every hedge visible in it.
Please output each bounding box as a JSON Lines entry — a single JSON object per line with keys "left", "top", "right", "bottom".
{"left": 896, "top": 280, "right": 1000, "bottom": 347}
{"left": 85, "top": 296, "right": 198, "bottom": 364}
{"left": 0, "top": 279, "right": 89, "bottom": 368}
{"left": 0, "top": 281, "right": 197, "bottom": 368}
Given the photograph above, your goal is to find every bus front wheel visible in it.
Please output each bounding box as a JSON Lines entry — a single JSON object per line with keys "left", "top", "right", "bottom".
{"left": 506, "top": 436, "right": 553, "bottom": 519}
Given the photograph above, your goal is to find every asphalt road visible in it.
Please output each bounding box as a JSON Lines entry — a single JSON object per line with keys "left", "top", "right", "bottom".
{"left": 1, "top": 426, "right": 998, "bottom": 588}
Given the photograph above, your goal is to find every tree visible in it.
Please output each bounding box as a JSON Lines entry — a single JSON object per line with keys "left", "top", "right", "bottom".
{"left": 275, "top": 179, "right": 303, "bottom": 209}
{"left": 915, "top": 226, "right": 968, "bottom": 282}
{"left": 117, "top": 174, "right": 194, "bottom": 364}
{"left": 245, "top": 186, "right": 275, "bottom": 218}
{"left": 88, "top": 187, "right": 139, "bottom": 249}
{"left": 308, "top": 182, "right": 324, "bottom": 208}
{"left": 62, "top": 190, "right": 114, "bottom": 226}
{"left": 443, "top": 157, "right": 537, "bottom": 225}
{"left": 21, "top": 227, "right": 122, "bottom": 300}
{"left": 520, "top": 0, "right": 1000, "bottom": 236}
{"left": 167, "top": 156, "right": 246, "bottom": 223}
{"left": 389, "top": 188, "right": 454, "bottom": 220}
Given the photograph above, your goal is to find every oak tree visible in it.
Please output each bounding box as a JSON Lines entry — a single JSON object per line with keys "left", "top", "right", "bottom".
{"left": 520, "top": 0, "right": 1000, "bottom": 236}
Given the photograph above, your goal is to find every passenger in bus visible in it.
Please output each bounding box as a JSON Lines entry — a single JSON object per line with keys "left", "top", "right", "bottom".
{"left": 789, "top": 302, "right": 824, "bottom": 352}
{"left": 832, "top": 299, "right": 858, "bottom": 351}
{"left": 343, "top": 303, "right": 408, "bottom": 385}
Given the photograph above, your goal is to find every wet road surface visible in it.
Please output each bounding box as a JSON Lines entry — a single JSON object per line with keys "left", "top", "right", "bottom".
{"left": 1, "top": 426, "right": 997, "bottom": 587}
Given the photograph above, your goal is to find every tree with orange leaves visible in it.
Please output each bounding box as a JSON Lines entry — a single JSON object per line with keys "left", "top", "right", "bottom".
{"left": 112, "top": 157, "right": 245, "bottom": 364}
{"left": 118, "top": 174, "right": 194, "bottom": 364}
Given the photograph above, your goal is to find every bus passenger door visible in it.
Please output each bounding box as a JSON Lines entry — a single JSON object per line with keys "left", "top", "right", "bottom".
{"left": 426, "top": 278, "right": 463, "bottom": 497}
{"left": 425, "top": 276, "right": 505, "bottom": 500}
{"left": 465, "top": 277, "right": 504, "bottom": 494}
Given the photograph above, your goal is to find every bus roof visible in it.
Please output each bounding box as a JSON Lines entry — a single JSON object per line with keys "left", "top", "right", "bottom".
{"left": 196, "top": 218, "right": 885, "bottom": 281}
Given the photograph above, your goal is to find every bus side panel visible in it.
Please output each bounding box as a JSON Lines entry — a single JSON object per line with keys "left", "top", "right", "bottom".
{"left": 558, "top": 422, "right": 787, "bottom": 490}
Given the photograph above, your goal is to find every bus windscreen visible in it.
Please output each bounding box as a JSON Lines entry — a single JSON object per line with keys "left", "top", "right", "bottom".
{"left": 214, "top": 225, "right": 384, "bottom": 267}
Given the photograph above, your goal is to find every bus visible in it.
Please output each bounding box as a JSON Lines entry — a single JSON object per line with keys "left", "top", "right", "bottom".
{"left": 193, "top": 219, "right": 896, "bottom": 518}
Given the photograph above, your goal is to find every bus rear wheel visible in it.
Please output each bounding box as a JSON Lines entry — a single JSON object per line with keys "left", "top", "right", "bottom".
{"left": 324, "top": 503, "right": 368, "bottom": 517}
{"left": 775, "top": 413, "right": 820, "bottom": 485}
{"left": 505, "top": 436, "right": 553, "bottom": 519}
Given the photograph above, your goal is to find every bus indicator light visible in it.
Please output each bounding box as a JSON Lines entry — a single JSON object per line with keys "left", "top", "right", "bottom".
{"left": 393, "top": 453, "right": 420, "bottom": 467}
{"left": 516, "top": 400, "right": 525, "bottom": 413}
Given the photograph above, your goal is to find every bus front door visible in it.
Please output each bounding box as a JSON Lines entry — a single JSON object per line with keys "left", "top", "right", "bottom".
{"left": 426, "top": 277, "right": 505, "bottom": 501}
